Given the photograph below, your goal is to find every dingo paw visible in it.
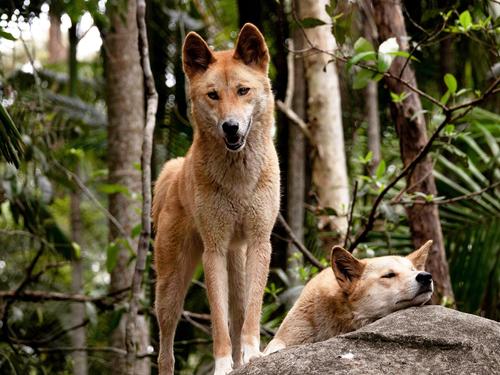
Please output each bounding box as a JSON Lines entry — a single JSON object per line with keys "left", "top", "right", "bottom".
{"left": 242, "top": 342, "right": 262, "bottom": 364}
{"left": 213, "top": 355, "right": 233, "bottom": 375}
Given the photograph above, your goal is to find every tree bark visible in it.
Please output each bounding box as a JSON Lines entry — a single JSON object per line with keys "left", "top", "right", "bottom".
{"left": 286, "top": 0, "right": 306, "bottom": 285}
{"left": 372, "top": 0, "right": 454, "bottom": 303}
{"left": 48, "top": 10, "right": 65, "bottom": 64}
{"left": 298, "top": 0, "right": 350, "bottom": 235}
{"left": 68, "top": 23, "right": 87, "bottom": 375}
{"left": 365, "top": 81, "right": 381, "bottom": 174}
{"left": 104, "top": 1, "right": 150, "bottom": 373}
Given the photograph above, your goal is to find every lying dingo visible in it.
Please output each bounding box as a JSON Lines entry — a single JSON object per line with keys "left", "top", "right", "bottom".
{"left": 265, "top": 241, "right": 434, "bottom": 354}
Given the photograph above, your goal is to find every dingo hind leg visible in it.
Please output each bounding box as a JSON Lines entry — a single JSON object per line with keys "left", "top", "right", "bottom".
{"left": 155, "top": 215, "right": 201, "bottom": 375}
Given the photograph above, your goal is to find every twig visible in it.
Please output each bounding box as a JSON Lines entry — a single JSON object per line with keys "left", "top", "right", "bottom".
{"left": 11, "top": 319, "right": 90, "bottom": 346}
{"left": 277, "top": 214, "right": 325, "bottom": 270}
{"left": 125, "top": 0, "right": 158, "bottom": 371}
{"left": 52, "top": 159, "right": 133, "bottom": 250}
{"left": 396, "top": 181, "right": 500, "bottom": 206}
{"left": 276, "top": 100, "right": 313, "bottom": 141}
{"left": 290, "top": 7, "right": 448, "bottom": 112}
{"left": 284, "top": 39, "right": 295, "bottom": 108}
{"left": 181, "top": 312, "right": 211, "bottom": 335}
{"left": 1, "top": 245, "right": 45, "bottom": 351}
{"left": 0, "top": 288, "right": 129, "bottom": 308}
{"left": 33, "top": 346, "right": 127, "bottom": 356}
{"left": 343, "top": 181, "right": 358, "bottom": 249}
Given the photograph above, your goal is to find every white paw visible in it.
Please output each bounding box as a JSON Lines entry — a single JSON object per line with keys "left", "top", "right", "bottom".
{"left": 214, "top": 355, "right": 233, "bottom": 375}
{"left": 242, "top": 340, "right": 262, "bottom": 364}
{"left": 263, "top": 338, "right": 286, "bottom": 355}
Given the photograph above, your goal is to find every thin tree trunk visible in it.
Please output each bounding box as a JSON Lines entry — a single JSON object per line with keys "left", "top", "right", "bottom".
{"left": 372, "top": 0, "right": 454, "bottom": 304}
{"left": 298, "top": 0, "right": 350, "bottom": 235}
{"left": 104, "top": 0, "right": 150, "bottom": 373}
{"left": 48, "top": 10, "right": 65, "bottom": 64}
{"left": 439, "top": 37, "right": 454, "bottom": 94}
{"left": 286, "top": 0, "right": 306, "bottom": 286}
{"left": 365, "top": 81, "right": 381, "bottom": 174}
{"left": 358, "top": 4, "right": 381, "bottom": 176}
{"left": 68, "top": 23, "right": 87, "bottom": 375}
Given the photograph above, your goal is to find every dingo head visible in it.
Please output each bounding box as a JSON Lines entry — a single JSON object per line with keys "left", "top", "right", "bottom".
{"left": 331, "top": 241, "right": 434, "bottom": 323}
{"left": 182, "top": 23, "right": 271, "bottom": 152}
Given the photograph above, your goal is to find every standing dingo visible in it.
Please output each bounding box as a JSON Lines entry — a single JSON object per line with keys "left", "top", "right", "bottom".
{"left": 152, "top": 24, "right": 280, "bottom": 375}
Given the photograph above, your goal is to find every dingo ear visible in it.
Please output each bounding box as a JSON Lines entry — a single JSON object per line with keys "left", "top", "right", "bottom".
{"left": 331, "top": 246, "right": 364, "bottom": 290}
{"left": 233, "top": 23, "right": 269, "bottom": 72}
{"left": 407, "top": 240, "right": 433, "bottom": 271}
{"left": 183, "top": 32, "right": 215, "bottom": 78}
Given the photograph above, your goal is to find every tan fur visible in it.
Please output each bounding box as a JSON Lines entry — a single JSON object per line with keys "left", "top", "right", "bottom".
{"left": 153, "top": 24, "right": 280, "bottom": 375}
{"left": 264, "top": 241, "right": 434, "bottom": 354}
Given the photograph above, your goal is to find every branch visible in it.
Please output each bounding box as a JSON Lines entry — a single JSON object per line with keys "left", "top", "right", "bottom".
{"left": 343, "top": 181, "right": 358, "bottom": 249}
{"left": 397, "top": 181, "right": 500, "bottom": 206}
{"left": 52, "top": 159, "right": 134, "bottom": 250}
{"left": 276, "top": 100, "right": 313, "bottom": 141}
{"left": 33, "top": 346, "right": 127, "bottom": 356}
{"left": 0, "top": 288, "right": 129, "bottom": 308}
{"left": 277, "top": 214, "right": 325, "bottom": 270}
{"left": 125, "top": 0, "right": 158, "bottom": 371}
{"left": 348, "top": 77, "right": 500, "bottom": 252}
{"left": 10, "top": 319, "right": 90, "bottom": 346}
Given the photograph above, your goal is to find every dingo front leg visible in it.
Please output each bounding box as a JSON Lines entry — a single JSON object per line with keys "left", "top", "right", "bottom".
{"left": 228, "top": 245, "right": 246, "bottom": 369}
{"left": 241, "top": 240, "right": 272, "bottom": 364}
{"left": 203, "top": 248, "right": 233, "bottom": 375}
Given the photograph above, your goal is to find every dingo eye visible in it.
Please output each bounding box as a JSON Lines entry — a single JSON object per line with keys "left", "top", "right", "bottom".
{"left": 238, "top": 87, "right": 250, "bottom": 96}
{"left": 207, "top": 91, "right": 219, "bottom": 100}
{"left": 382, "top": 272, "right": 397, "bottom": 278}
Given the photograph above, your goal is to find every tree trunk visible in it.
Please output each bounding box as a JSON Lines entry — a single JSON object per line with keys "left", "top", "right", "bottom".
{"left": 68, "top": 23, "right": 87, "bottom": 375}
{"left": 298, "top": 0, "right": 350, "bottom": 235}
{"left": 48, "top": 10, "right": 65, "bottom": 64}
{"left": 237, "top": 0, "right": 262, "bottom": 29}
{"left": 372, "top": 0, "right": 454, "bottom": 304}
{"left": 104, "top": 1, "right": 150, "bottom": 373}
{"left": 286, "top": 0, "right": 306, "bottom": 286}
{"left": 365, "top": 81, "right": 381, "bottom": 175}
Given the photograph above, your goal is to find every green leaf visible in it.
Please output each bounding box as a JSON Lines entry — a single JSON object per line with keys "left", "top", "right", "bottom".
{"left": 0, "top": 29, "right": 16, "bottom": 41}
{"left": 106, "top": 242, "right": 120, "bottom": 273}
{"left": 354, "top": 37, "right": 374, "bottom": 54}
{"left": 0, "top": 102, "right": 24, "bottom": 167}
{"left": 322, "top": 207, "right": 338, "bottom": 216}
{"left": 444, "top": 73, "right": 457, "bottom": 94}
{"left": 390, "top": 91, "right": 410, "bottom": 103}
{"left": 375, "top": 160, "right": 386, "bottom": 179}
{"left": 459, "top": 10, "right": 472, "bottom": 30}
{"left": 444, "top": 124, "right": 455, "bottom": 136}
{"left": 98, "top": 183, "right": 129, "bottom": 195}
{"left": 347, "top": 51, "right": 377, "bottom": 70}
{"left": 131, "top": 223, "right": 142, "bottom": 238}
{"left": 440, "top": 91, "right": 451, "bottom": 105}
{"left": 353, "top": 68, "right": 374, "bottom": 89}
{"left": 72, "top": 242, "right": 81, "bottom": 259}
{"left": 386, "top": 51, "right": 420, "bottom": 62}
{"left": 300, "top": 17, "right": 327, "bottom": 28}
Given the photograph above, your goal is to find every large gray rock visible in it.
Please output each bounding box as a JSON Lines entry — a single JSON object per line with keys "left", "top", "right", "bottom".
{"left": 233, "top": 306, "right": 500, "bottom": 375}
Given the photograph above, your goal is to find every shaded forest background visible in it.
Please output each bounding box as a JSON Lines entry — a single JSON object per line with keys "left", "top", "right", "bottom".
{"left": 0, "top": 0, "right": 499, "bottom": 374}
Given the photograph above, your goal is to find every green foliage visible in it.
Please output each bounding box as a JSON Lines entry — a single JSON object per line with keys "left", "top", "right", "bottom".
{"left": 435, "top": 111, "right": 500, "bottom": 317}
{"left": 0, "top": 103, "right": 24, "bottom": 168}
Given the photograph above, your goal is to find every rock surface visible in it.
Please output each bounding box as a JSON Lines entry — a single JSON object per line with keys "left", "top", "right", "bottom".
{"left": 233, "top": 306, "right": 500, "bottom": 375}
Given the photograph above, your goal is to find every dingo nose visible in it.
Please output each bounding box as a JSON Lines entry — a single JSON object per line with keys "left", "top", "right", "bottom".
{"left": 416, "top": 272, "right": 432, "bottom": 285}
{"left": 222, "top": 121, "right": 239, "bottom": 136}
